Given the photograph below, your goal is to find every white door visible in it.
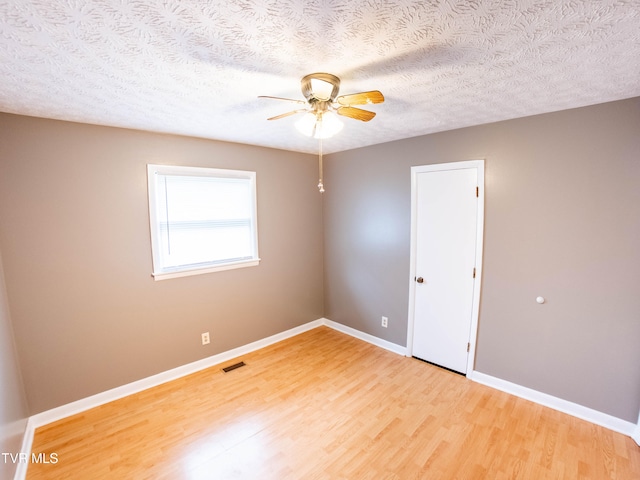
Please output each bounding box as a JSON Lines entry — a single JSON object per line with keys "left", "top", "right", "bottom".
{"left": 409, "top": 161, "right": 483, "bottom": 374}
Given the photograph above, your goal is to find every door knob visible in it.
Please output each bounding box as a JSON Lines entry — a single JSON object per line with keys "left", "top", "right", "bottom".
{"left": 415, "top": 276, "right": 424, "bottom": 283}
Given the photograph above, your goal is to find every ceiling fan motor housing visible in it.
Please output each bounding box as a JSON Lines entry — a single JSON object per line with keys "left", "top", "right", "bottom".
{"left": 301, "top": 73, "right": 340, "bottom": 102}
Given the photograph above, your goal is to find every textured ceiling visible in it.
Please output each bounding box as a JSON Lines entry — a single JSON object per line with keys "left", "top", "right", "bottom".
{"left": 1, "top": 0, "right": 639, "bottom": 154}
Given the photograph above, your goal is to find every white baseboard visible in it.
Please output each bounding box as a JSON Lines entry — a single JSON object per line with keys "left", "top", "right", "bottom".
{"left": 29, "top": 319, "right": 325, "bottom": 430}
{"left": 468, "top": 370, "right": 637, "bottom": 437}
{"left": 323, "top": 318, "right": 407, "bottom": 356}
{"left": 15, "top": 319, "right": 327, "bottom": 480}
{"left": 633, "top": 413, "right": 640, "bottom": 446}
{"left": 12, "top": 417, "right": 33, "bottom": 480}
{"left": 14, "top": 319, "right": 638, "bottom": 480}
{"left": 24, "top": 319, "right": 403, "bottom": 433}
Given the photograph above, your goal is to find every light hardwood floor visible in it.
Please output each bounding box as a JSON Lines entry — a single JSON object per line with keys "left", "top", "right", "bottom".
{"left": 28, "top": 326, "right": 639, "bottom": 479}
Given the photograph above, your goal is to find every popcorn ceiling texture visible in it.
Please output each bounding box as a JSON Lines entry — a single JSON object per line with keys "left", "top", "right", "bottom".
{"left": 1, "top": 0, "right": 639, "bottom": 153}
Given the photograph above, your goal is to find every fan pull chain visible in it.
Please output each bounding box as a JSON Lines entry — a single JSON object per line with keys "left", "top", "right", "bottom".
{"left": 318, "top": 137, "right": 325, "bottom": 193}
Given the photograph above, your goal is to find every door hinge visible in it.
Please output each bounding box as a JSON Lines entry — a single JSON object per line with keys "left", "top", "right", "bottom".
{"left": 467, "top": 342, "right": 470, "bottom": 352}
{"left": 475, "top": 186, "right": 479, "bottom": 197}
{"left": 473, "top": 267, "right": 476, "bottom": 278}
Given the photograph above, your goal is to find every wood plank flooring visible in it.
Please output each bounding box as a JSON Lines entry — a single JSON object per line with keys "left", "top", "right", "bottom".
{"left": 28, "top": 326, "right": 640, "bottom": 479}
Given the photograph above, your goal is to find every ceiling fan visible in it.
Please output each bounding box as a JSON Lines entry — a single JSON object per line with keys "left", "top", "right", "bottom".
{"left": 259, "top": 73, "right": 384, "bottom": 139}
{"left": 260, "top": 73, "right": 384, "bottom": 193}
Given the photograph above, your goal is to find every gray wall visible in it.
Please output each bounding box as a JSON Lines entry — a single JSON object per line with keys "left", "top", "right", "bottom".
{"left": 0, "top": 251, "right": 29, "bottom": 480}
{"left": 1, "top": 98, "right": 639, "bottom": 426}
{"left": 323, "top": 98, "right": 640, "bottom": 422}
{"left": 0, "top": 113, "right": 324, "bottom": 414}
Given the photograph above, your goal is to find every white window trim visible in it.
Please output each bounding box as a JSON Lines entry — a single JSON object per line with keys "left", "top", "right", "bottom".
{"left": 147, "top": 164, "right": 260, "bottom": 281}
{"left": 151, "top": 258, "right": 260, "bottom": 281}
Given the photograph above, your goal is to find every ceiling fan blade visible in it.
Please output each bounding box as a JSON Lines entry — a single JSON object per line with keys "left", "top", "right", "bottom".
{"left": 336, "top": 106, "right": 376, "bottom": 122}
{"left": 259, "top": 95, "right": 307, "bottom": 105}
{"left": 336, "top": 90, "right": 384, "bottom": 106}
{"left": 267, "top": 109, "right": 306, "bottom": 121}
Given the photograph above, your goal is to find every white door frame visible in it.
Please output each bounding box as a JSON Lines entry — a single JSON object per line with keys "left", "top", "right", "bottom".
{"left": 406, "top": 160, "right": 485, "bottom": 376}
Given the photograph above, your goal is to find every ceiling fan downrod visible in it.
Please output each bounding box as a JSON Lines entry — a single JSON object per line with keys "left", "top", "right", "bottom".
{"left": 318, "top": 136, "right": 324, "bottom": 193}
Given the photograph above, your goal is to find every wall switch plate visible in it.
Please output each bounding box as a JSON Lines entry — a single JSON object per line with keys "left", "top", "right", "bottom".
{"left": 201, "top": 332, "right": 210, "bottom": 345}
{"left": 381, "top": 316, "right": 388, "bottom": 328}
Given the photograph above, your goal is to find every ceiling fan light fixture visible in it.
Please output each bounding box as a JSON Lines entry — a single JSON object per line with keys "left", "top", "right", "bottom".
{"left": 294, "top": 112, "right": 318, "bottom": 137}
{"left": 295, "top": 111, "right": 343, "bottom": 139}
{"left": 315, "top": 111, "right": 343, "bottom": 139}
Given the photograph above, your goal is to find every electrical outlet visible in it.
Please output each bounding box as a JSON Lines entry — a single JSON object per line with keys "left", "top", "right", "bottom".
{"left": 201, "top": 332, "right": 210, "bottom": 345}
{"left": 381, "top": 316, "right": 388, "bottom": 328}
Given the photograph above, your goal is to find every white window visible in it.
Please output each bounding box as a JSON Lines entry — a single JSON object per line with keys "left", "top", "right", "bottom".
{"left": 147, "top": 164, "right": 259, "bottom": 280}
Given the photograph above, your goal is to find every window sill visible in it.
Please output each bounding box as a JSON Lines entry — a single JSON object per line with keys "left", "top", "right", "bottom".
{"left": 152, "top": 258, "right": 260, "bottom": 281}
